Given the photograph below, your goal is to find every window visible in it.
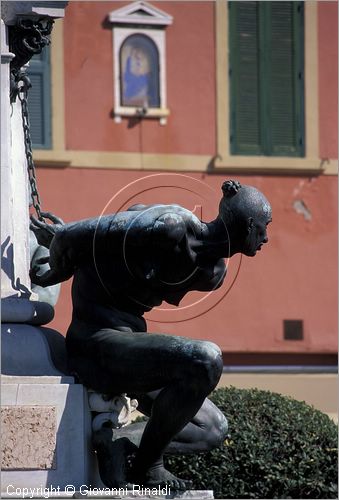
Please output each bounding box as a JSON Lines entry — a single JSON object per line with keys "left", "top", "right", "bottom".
{"left": 120, "top": 34, "right": 160, "bottom": 109}
{"left": 229, "top": 1, "right": 304, "bottom": 157}
{"left": 26, "top": 45, "right": 52, "bottom": 149}
{"left": 215, "top": 0, "right": 330, "bottom": 173}
{"left": 109, "top": 1, "right": 172, "bottom": 124}
{"left": 27, "top": 19, "right": 69, "bottom": 165}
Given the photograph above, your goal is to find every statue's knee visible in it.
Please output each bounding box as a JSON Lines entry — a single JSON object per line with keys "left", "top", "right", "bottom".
{"left": 191, "top": 341, "right": 223, "bottom": 393}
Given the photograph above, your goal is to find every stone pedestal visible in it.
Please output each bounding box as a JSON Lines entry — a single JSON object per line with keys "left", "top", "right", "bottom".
{"left": 0, "top": 3, "right": 67, "bottom": 312}
{"left": 1, "top": 375, "right": 92, "bottom": 490}
{"left": 0, "top": 323, "right": 94, "bottom": 492}
{"left": 0, "top": 1, "right": 96, "bottom": 495}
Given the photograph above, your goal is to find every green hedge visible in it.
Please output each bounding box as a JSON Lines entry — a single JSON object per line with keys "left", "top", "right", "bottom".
{"left": 165, "top": 387, "right": 338, "bottom": 499}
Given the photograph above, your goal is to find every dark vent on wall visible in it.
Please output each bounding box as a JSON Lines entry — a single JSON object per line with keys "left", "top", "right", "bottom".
{"left": 283, "top": 320, "right": 304, "bottom": 340}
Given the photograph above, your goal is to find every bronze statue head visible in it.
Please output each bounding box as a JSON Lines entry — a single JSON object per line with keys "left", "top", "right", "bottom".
{"left": 218, "top": 180, "right": 272, "bottom": 257}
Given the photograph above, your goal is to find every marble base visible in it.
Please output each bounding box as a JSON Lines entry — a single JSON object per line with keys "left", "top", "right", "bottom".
{"left": 1, "top": 374, "right": 93, "bottom": 491}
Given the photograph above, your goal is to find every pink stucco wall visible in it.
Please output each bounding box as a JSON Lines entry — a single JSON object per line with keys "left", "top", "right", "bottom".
{"left": 33, "top": 2, "right": 337, "bottom": 360}
{"left": 64, "top": 1, "right": 216, "bottom": 155}
{"left": 318, "top": 1, "right": 338, "bottom": 159}
{"left": 38, "top": 169, "right": 337, "bottom": 356}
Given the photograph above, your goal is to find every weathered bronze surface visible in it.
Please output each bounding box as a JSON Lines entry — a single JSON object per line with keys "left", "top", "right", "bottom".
{"left": 30, "top": 180, "right": 272, "bottom": 489}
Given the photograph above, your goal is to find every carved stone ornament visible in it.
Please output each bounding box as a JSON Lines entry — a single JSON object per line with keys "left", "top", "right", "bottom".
{"left": 1, "top": 1, "right": 67, "bottom": 102}
{"left": 9, "top": 17, "right": 54, "bottom": 102}
{"left": 1, "top": 1, "right": 68, "bottom": 25}
{"left": 88, "top": 391, "right": 139, "bottom": 432}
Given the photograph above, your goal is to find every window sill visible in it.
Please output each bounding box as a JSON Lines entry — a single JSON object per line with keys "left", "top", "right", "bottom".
{"left": 214, "top": 156, "right": 338, "bottom": 175}
{"left": 33, "top": 150, "right": 71, "bottom": 167}
{"left": 33, "top": 149, "right": 337, "bottom": 175}
{"left": 114, "top": 107, "right": 170, "bottom": 125}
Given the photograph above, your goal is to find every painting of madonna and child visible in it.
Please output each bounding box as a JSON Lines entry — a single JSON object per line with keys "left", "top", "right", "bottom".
{"left": 120, "top": 34, "right": 160, "bottom": 108}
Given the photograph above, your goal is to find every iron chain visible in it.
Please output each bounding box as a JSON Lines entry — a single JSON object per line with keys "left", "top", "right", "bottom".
{"left": 18, "top": 79, "right": 44, "bottom": 222}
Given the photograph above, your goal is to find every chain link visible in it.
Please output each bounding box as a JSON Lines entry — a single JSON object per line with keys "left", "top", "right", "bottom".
{"left": 18, "top": 79, "right": 44, "bottom": 222}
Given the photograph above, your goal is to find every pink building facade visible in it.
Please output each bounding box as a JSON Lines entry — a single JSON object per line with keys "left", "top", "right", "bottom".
{"left": 32, "top": 1, "right": 337, "bottom": 366}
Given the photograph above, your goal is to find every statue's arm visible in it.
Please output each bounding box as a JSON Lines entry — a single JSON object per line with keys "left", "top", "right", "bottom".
{"left": 30, "top": 208, "right": 189, "bottom": 286}
{"left": 30, "top": 212, "right": 64, "bottom": 249}
{"left": 30, "top": 231, "right": 61, "bottom": 305}
{"left": 30, "top": 213, "right": 100, "bottom": 287}
{"left": 30, "top": 219, "right": 75, "bottom": 287}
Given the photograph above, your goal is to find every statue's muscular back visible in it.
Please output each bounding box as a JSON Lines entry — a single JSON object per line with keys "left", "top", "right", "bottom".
{"left": 61, "top": 204, "right": 226, "bottom": 331}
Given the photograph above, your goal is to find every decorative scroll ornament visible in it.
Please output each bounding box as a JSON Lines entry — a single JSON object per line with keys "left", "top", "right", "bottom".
{"left": 88, "top": 392, "right": 139, "bottom": 432}
{"left": 9, "top": 17, "right": 54, "bottom": 103}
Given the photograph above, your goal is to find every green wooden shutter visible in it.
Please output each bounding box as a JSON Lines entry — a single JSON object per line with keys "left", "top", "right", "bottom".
{"left": 229, "top": 1, "right": 304, "bottom": 157}
{"left": 229, "top": 1, "right": 261, "bottom": 155}
{"left": 267, "top": 2, "right": 304, "bottom": 156}
{"left": 26, "top": 46, "right": 52, "bottom": 149}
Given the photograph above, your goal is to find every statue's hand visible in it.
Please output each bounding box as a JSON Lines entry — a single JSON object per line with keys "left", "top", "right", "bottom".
{"left": 30, "top": 212, "right": 64, "bottom": 249}
{"left": 30, "top": 257, "right": 53, "bottom": 287}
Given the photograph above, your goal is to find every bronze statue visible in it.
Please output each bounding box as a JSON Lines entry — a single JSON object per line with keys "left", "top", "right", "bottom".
{"left": 30, "top": 180, "right": 272, "bottom": 490}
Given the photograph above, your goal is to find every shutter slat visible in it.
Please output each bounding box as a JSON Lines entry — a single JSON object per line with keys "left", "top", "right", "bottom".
{"left": 27, "top": 73, "right": 45, "bottom": 146}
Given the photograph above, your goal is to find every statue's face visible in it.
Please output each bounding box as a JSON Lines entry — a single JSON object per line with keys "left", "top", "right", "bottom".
{"left": 219, "top": 185, "right": 272, "bottom": 257}
{"left": 243, "top": 213, "right": 272, "bottom": 257}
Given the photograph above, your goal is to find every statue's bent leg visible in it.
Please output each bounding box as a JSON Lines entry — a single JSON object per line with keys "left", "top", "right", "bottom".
{"left": 66, "top": 327, "right": 223, "bottom": 488}
{"left": 92, "top": 427, "right": 137, "bottom": 489}
{"left": 126, "top": 392, "right": 228, "bottom": 454}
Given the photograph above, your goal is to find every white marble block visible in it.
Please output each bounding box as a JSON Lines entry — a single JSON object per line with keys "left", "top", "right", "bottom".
{"left": 1, "top": 375, "right": 93, "bottom": 491}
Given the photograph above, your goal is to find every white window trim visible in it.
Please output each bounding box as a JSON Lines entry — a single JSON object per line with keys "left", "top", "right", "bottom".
{"left": 112, "top": 27, "right": 169, "bottom": 124}
{"left": 109, "top": 1, "right": 172, "bottom": 125}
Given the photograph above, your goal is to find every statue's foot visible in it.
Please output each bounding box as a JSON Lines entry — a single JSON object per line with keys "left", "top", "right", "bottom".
{"left": 131, "top": 464, "right": 192, "bottom": 491}
{"left": 93, "top": 427, "right": 137, "bottom": 488}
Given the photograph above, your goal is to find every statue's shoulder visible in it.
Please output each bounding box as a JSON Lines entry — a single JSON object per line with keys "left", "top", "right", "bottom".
{"left": 163, "top": 205, "right": 203, "bottom": 232}
{"left": 126, "top": 203, "right": 200, "bottom": 224}
{"left": 146, "top": 204, "right": 201, "bottom": 226}
{"left": 153, "top": 205, "right": 203, "bottom": 246}
{"left": 124, "top": 203, "right": 201, "bottom": 245}
{"left": 146, "top": 204, "right": 201, "bottom": 222}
